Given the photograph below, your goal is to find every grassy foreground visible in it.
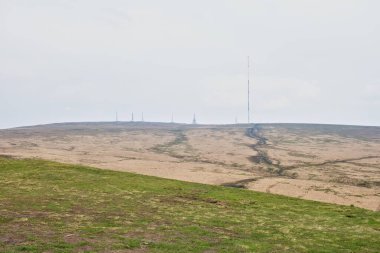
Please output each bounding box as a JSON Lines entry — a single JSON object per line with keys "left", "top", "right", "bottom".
{"left": 0, "top": 157, "right": 379, "bottom": 253}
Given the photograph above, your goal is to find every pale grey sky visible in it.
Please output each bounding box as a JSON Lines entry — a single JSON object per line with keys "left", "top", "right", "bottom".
{"left": 1, "top": 0, "right": 379, "bottom": 128}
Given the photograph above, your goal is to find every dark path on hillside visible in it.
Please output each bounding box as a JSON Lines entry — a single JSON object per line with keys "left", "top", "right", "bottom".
{"left": 246, "top": 125, "right": 285, "bottom": 175}
{"left": 222, "top": 125, "right": 285, "bottom": 189}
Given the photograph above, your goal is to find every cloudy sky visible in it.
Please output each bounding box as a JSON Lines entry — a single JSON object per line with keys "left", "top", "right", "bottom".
{"left": 1, "top": 0, "right": 379, "bottom": 128}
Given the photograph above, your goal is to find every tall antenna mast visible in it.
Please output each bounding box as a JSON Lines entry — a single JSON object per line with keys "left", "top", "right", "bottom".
{"left": 131, "top": 112, "right": 134, "bottom": 122}
{"left": 248, "top": 56, "right": 250, "bottom": 123}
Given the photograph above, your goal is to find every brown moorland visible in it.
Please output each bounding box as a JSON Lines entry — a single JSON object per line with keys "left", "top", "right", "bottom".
{"left": 0, "top": 122, "right": 379, "bottom": 211}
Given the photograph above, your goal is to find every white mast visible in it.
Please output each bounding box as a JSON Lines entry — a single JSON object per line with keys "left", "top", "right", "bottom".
{"left": 248, "top": 56, "right": 250, "bottom": 123}
{"left": 192, "top": 114, "right": 197, "bottom": 124}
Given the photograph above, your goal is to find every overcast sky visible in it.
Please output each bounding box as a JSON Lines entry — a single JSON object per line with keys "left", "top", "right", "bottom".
{"left": 1, "top": 0, "right": 379, "bottom": 128}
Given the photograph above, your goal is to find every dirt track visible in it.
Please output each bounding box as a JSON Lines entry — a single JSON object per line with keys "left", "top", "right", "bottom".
{"left": 0, "top": 122, "right": 379, "bottom": 210}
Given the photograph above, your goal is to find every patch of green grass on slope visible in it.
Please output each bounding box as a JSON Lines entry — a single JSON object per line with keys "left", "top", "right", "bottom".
{"left": 0, "top": 157, "right": 379, "bottom": 253}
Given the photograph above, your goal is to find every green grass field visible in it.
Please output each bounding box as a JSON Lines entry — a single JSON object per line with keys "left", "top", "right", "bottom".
{"left": 0, "top": 157, "right": 379, "bottom": 252}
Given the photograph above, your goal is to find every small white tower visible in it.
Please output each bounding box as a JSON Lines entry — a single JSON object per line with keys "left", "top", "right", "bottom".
{"left": 192, "top": 114, "right": 197, "bottom": 124}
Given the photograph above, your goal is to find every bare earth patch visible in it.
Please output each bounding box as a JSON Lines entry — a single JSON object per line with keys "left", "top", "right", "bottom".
{"left": 0, "top": 122, "right": 379, "bottom": 210}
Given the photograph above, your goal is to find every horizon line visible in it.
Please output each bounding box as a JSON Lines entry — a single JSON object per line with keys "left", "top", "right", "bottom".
{"left": 2, "top": 120, "right": 380, "bottom": 130}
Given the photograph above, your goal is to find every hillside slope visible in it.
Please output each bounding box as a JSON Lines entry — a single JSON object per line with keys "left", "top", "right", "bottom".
{"left": 0, "top": 157, "right": 379, "bottom": 252}
{"left": 0, "top": 122, "right": 379, "bottom": 210}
